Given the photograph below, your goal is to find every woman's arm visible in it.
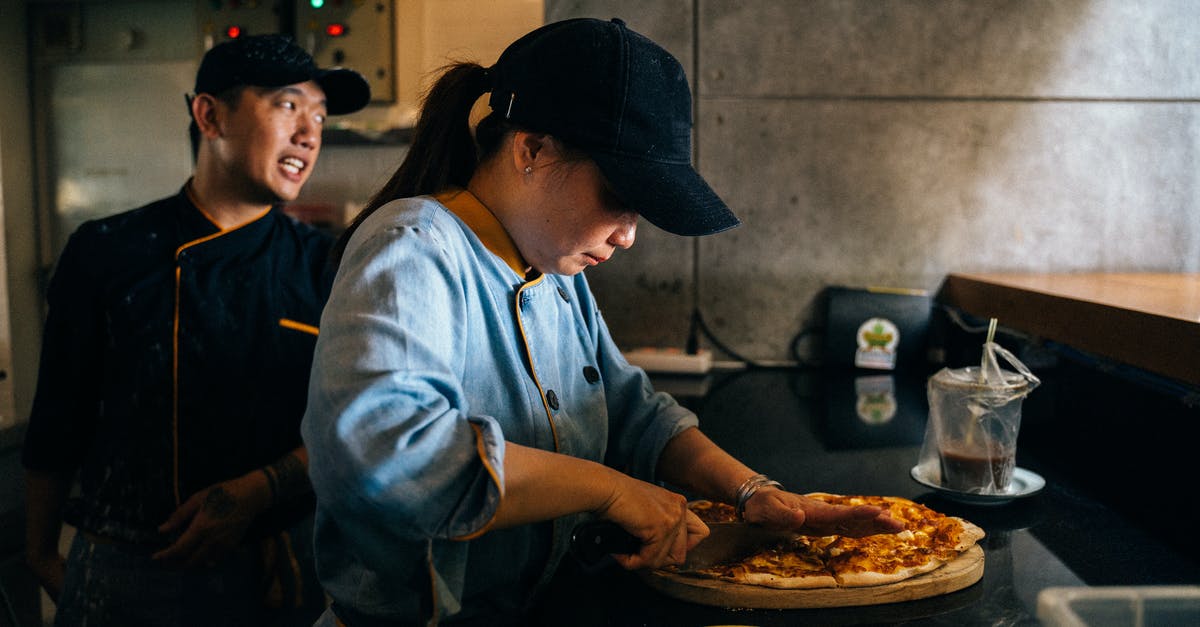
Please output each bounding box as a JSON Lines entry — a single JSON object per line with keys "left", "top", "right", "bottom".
{"left": 657, "top": 427, "right": 903, "bottom": 537}
{"left": 492, "top": 442, "right": 707, "bottom": 570}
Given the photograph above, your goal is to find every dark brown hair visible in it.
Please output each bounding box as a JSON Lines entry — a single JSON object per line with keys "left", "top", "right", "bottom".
{"left": 332, "top": 62, "right": 518, "bottom": 265}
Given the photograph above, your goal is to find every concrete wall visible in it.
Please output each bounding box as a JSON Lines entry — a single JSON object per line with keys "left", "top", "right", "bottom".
{"left": 0, "top": 0, "right": 44, "bottom": 620}
{"left": 10, "top": 0, "right": 1197, "bottom": 378}
{"left": 5, "top": 1, "right": 1195, "bottom": 376}
{"left": 0, "top": 0, "right": 40, "bottom": 427}
{"left": 548, "top": 0, "right": 1200, "bottom": 361}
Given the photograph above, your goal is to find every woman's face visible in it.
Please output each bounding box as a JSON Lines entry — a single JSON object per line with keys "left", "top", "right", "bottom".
{"left": 512, "top": 158, "right": 639, "bottom": 276}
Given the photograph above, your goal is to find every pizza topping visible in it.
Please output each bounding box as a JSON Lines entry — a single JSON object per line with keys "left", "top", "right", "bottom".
{"left": 688, "top": 500, "right": 739, "bottom": 523}
{"left": 671, "top": 494, "right": 985, "bottom": 589}
{"left": 692, "top": 543, "right": 839, "bottom": 590}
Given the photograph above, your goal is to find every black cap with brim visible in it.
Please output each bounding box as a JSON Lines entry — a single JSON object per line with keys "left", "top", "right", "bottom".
{"left": 309, "top": 68, "right": 371, "bottom": 115}
{"left": 590, "top": 151, "right": 740, "bottom": 236}
{"left": 489, "top": 18, "right": 740, "bottom": 237}
{"left": 195, "top": 34, "right": 370, "bottom": 115}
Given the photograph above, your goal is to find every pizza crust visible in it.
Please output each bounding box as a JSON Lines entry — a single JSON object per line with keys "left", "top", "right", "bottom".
{"left": 739, "top": 570, "right": 838, "bottom": 589}
{"left": 952, "top": 517, "right": 986, "bottom": 551}
{"left": 674, "top": 494, "right": 986, "bottom": 591}
{"left": 832, "top": 558, "right": 946, "bottom": 587}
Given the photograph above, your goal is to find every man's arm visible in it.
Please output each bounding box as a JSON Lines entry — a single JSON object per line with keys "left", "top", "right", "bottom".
{"left": 260, "top": 446, "right": 310, "bottom": 506}
{"left": 25, "top": 469, "right": 72, "bottom": 600}
{"left": 151, "top": 446, "right": 311, "bottom": 568}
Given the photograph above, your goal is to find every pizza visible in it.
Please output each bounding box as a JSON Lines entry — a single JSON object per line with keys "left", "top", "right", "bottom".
{"left": 688, "top": 499, "right": 740, "bottom": 523}
{"left": 672, "top": 494, "right": 984, "bottom": 589}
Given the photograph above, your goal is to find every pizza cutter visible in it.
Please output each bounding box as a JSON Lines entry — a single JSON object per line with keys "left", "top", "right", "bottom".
{"left": 569, "top": 520, "right": 796, "bottom": 571}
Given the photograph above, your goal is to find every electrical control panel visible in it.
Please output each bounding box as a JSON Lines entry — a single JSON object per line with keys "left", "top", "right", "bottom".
{"left": 294, "top": 1, "right": 396, "bottom": 103}
{"left": 195, "top": 0, "right": 396, "bottom": 104}
{"left": 196, "top": 0, "right": 284, "bottom": 50}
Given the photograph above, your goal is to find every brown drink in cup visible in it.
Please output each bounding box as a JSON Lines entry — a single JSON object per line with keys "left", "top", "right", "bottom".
{"left": 924, "top": 365, "right": 1032, "bottom": 494}
{"left": 938, "top": 444, "right": 1015, "bottom": 492}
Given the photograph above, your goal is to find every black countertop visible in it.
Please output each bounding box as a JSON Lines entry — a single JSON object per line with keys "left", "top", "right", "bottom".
{"left": 534, "top": 368, "right": 1200, "bottom": 626}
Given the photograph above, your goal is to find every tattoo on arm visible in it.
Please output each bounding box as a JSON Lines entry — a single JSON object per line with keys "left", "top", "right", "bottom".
{"left": 262, "top": 453, "right": 311, "bottom": 506}
{"left": 203, "top": 486, "right": 237, "bottom": 519}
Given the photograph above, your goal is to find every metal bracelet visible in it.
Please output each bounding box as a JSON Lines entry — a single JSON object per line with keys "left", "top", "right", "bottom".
{"left": 734, "top": 473, "right": 783, "bottom": 519}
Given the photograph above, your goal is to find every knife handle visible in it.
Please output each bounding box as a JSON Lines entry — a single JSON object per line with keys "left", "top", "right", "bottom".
{"left": 569, "top": 520, "right": 642, "bottom": 564}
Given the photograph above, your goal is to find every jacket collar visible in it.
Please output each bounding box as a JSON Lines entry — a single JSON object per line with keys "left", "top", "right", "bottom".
{"left": 183, "top": 178, "right": 273, "bottom": 231}
{"left": 434, "top": 188, "right": 530, "bottom": 277}
{"left": 176, "top": 180, "right": 274, "bottom": 254}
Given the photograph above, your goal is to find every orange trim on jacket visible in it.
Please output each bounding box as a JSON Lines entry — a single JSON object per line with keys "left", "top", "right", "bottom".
{"left": 450, "top": 422, "right": 507, "bottom": 542}
{"left": 434, "top": 188, "right": 529, "bottom": 277}
{"left": 170, "top": 189, "right": 272, "bottom": 505}
{"left": 279, "top": 318, "right": 320, "bottom": 336}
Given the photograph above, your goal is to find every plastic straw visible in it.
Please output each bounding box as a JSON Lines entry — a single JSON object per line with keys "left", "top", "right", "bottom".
{"left": 979, "top": 318, "right": 998, "bottom": 383}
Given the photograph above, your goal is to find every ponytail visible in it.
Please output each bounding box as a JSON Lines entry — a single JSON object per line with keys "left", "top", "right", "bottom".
{"left": 332, "top": 62, "right": 496, "bottom": 266}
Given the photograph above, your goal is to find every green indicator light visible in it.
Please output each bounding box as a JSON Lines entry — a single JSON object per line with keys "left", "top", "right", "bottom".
{"left": 311, "top": 0, "right": 324, "bottom": 8}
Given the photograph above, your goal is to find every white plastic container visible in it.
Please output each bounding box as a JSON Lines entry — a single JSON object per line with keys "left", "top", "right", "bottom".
{"left": 1037, "top": 586, "right": 1200, "bottom": 627}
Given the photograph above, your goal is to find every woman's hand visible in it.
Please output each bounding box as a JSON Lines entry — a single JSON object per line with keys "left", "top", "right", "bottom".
{"left": 593, "top": 475, "right": 709, "bottom": 571}
{"left": 742, "top": 488, "right": 904, "bottom": 537}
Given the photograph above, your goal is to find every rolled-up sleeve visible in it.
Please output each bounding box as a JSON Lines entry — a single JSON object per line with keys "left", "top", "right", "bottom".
{"left": 302, "top": 209, "right": 505, "bottom": 541}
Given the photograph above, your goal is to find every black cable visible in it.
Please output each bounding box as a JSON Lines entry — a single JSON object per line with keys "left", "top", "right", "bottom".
{"left": 687, "top": 307, "right": 829, "bottom": 370}
{"left": 684, "top": 309, "right": 700, "bottom": 355}
{"left": 691, "top": 308, "right": 800, "bottom": 369}
{"left": 789, "top": 326, "right": 823, "bottom": 367}
{"left": 689, "top": 308, "right": 755, "bottom": 364}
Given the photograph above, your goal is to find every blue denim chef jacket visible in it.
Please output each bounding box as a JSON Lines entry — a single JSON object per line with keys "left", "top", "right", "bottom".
{"left": 302, "top": 190, "right": 698, "bottom": 624}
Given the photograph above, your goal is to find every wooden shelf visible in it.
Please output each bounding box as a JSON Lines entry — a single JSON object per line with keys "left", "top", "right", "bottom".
{"left": 938, "top": 273, "right": 1200, "bottom": 387}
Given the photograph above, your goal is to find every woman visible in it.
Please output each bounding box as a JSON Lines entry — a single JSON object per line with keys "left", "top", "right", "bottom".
{"left": 302, "top": 18, "right": 901, "bottom": 626}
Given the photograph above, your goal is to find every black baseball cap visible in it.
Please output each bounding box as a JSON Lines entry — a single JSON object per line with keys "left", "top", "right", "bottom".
{"left": 195, "top": 34, "right": 370, "bottom": 115}
{"left": 487, "top": 18, "right": 740, "bottom": 237}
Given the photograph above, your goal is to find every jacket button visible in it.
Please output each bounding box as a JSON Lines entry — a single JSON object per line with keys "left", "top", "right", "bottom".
{"left": 583, "top": 366, "right": 600, "bottom": 383}
{"left": 545, "top": 389, "right": 560, "bottom": 410}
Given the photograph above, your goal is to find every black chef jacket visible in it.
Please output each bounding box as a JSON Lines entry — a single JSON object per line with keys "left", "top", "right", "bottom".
{"left": 23, "top": 184, "right": 333, "bottom": 545}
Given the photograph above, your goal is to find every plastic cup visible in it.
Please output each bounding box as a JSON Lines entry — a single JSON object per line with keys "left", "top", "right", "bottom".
{"left": 925, "top": 366, "right": 1031, "bottom": 494}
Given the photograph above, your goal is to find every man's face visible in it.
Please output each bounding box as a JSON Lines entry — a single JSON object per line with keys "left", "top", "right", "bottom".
{"left": 213, "top": 81, "right": 327, "bottom": 203}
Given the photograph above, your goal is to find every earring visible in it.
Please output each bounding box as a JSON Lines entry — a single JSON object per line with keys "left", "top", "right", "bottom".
{"left": 524, "top": 166, "right": 533, "bottom": 174}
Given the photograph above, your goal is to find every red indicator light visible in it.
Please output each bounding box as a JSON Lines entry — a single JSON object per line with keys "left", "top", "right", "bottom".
{"left": 225, "top": 25, "right": 242, "bottom": 39}
{"left": 325, "top": 23, "right": 347, "bottom": 37}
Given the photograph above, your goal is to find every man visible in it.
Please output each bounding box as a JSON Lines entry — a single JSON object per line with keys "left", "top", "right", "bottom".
{"left": 22, "top": 34, "right": 369, "bottom": 626}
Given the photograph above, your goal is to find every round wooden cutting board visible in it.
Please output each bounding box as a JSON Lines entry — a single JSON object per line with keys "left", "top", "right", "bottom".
{"left": 639, "top": 544, "right": 984, "bottom": 609}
